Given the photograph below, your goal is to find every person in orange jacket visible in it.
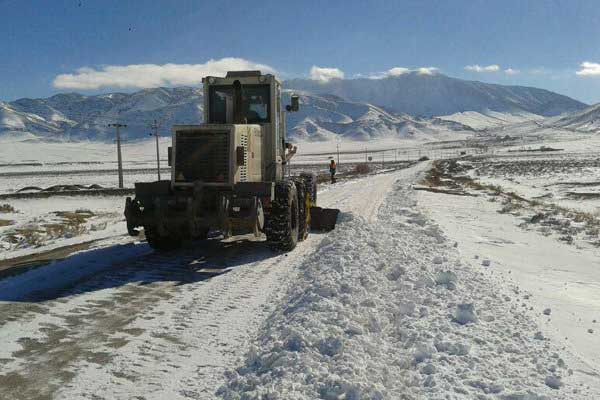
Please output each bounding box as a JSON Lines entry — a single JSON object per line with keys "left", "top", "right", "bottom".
{"left": 329, "top": 159, "right": 337, "bottom": 184}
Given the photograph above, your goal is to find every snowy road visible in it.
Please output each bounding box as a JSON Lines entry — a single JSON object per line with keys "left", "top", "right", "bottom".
{"left": 0, "top": 166, "right": 420, "bottom": 400}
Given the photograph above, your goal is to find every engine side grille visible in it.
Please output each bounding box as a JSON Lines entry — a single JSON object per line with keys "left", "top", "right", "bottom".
{"left": 175, "top": 130, "right": 229, "bottom": 183}
{"left": 239, "top": 131, "right": 248, "bottom": 182}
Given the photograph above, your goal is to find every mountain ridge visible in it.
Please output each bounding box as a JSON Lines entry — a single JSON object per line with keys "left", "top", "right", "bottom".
{"left": 0, "top": 73, "right": 590, "bottom": 141}
{"left": 284, "top": 72, "right": 587, "bottom": 117}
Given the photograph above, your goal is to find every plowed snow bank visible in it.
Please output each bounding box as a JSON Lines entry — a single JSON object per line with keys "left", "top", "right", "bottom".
{"left": 219, "top": 181, "right": 594, "bottom": 399}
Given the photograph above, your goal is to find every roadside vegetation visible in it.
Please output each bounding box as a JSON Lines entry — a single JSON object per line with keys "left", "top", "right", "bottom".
{"left": 421, "top": 159, "right": 600, "bottom": 248}
{"left": 0, "top": 204, "right": 16, "bottom": 213}
{"left": 2, "top": 209, "right": 98, "bottom": 249}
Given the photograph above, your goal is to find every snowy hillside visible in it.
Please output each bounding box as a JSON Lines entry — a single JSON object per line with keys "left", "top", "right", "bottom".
{"left": 0, "top": 101, "right": 66, "bottom": 137}
{"left": 438, "top": 110, "right": 545, "bottom": 131}
{"left": 552, "top": 103, "right": 600, "bottom": 132}
{"left": 285, "top": 72, "right": 587, "bottom": 117}
{"left": 285, "top": 92, "right": 470, "bottom": 141}
{"left": 1, "top": 88, "right": 469, "bottom": 142}
{"left": 2, "top": 88, "right": 204, "bottom": 141}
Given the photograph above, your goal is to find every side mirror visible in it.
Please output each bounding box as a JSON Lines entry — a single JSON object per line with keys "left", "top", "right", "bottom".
{"left": 236, "top": 146, "right": 245, "bottom": 166}
{"left": 286, "top": 94, "right": 300, "bottom": 112}
{"left": 167, "top": 147, "right": 172, "bottom": 166}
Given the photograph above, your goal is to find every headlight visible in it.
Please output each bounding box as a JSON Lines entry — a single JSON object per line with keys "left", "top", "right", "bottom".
{"left": 208, "top": 77, "right": 216, "bottom": 84}
{"left": 258, "top": 75, "right": 266, "bottom": 83}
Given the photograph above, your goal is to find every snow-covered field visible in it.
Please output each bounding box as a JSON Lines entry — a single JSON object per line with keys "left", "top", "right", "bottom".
{"left": 1, "top": 130, "right": 600, "bottom": 399}
{"left": 0, "top": 136, "right": 442, "bottom": 194}
{"left": 420, "top": 189, "right": 600, "bottom": 380}
{"left": 0, "top": 195, "right": 127, "bottom": 260}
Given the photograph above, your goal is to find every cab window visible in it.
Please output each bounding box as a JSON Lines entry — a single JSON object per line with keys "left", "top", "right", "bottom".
{"left": 208, "top": 84, "right": 270, "bottom": 124}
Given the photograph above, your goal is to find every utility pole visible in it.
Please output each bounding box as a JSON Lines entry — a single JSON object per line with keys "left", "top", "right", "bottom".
{"left": 365, "top": 148, "right": 367, "bottom": 163}
{"left": 382, "top": 151, "right": 385, "bottom": 168}
{"left": 151, "top": 120, "right": 161, "bottom": 180}
{"left": 336, "top": 142, "right": 340, "bottom": 165}
{"left": 109, "top": 123, "right": 127, "bottom": 188}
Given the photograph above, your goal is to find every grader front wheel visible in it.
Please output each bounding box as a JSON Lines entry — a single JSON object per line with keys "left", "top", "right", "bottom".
{"left": 265, "top": 180, "right": 299, "bottom": 251}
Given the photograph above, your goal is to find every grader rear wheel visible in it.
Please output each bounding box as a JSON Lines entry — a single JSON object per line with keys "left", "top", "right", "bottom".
{"left": 144, "top": 226, "right": 182, "bottom": 251}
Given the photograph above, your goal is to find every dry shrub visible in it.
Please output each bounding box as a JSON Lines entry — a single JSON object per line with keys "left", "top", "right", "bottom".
{"left": 354, "top": 163, "right": 371, "bottom": 174}
{"left": 0, "top": 204, "right": 15, "bottom": 213}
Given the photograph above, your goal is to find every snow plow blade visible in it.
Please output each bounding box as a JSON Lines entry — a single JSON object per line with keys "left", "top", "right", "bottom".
{"left": 310, "top": 207, "right": 340, "bottom": 232}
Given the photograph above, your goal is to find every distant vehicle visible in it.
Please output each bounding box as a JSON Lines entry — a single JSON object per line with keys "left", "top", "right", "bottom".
{"left": 125, "top": 71, "right": 339, "bottom": 251}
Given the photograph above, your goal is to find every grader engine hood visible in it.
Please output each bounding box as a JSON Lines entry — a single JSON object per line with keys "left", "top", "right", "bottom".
{"left": 172, "top": 124, "right": 263, "bottom": 186}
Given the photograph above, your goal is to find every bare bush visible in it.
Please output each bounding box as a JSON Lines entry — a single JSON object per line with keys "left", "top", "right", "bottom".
{"left": 0, "top": 204, "right": 16, "bottom": 213}
{"left": 354, "top": 163, "right": 371, "bottom": 174}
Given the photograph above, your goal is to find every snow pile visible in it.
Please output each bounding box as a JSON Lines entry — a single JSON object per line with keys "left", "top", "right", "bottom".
{"left": 219, "top": 182, "right": 586, "bottom": 399}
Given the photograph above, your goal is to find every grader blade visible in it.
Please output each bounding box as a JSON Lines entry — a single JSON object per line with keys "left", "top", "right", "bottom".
{"left": 310, "top": 207, "right": 340, "bottom": 232}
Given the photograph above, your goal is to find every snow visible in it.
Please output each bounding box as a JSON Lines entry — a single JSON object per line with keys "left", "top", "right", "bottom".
{"left": 0, "top": 195, "right": 128, "bottom": 260}
{"left": 219, "top": 164, "right": 598, "bottom": 399}
{"left": 284, "top": 73, "right": 587, "bottom": 117}
{"left": 0, "top": 165, "right": 414, "bottom": 400}
{"left": 439, "top": 110, "right": 544, "bottom": 131}
{"left": 1, "top": 86, "right": 474, "bottom": 142}
{"left": 1, "top": 129, "right": 600, "bottom": 398}
{"left": 0, "top": 106, "right": 26, "bottom": 129}
{"left": 553, "top": 103, "right": 600, "bottom": 132}
{"left": 419, "top": 187, "right": 600, "bottom": 385}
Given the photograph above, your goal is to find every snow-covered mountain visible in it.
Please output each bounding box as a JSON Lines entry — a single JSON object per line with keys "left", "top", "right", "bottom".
{"left": 1, "top": 72, "right": 589, "bottom": 142}
{"left": 286, "top": 92, "right": 469, "bottom": 141}
{"left": 285, "top": 72, "right": 587, "bottom": 117}
{"left": 3, "top": 87, "right": 204, "bottom": 141}
{"left": 1, "top": 87, "right": 470, "bottom": 142}
{"left": 552, "top": 103, "right": 600, "bottom": 132}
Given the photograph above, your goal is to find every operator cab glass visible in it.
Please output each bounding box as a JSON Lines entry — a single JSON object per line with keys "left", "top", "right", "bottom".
{"left": 209, "top": 84, "right": 270, "bottom": 124}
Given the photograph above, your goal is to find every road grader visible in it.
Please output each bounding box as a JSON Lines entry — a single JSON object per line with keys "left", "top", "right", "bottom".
{"left": 124, "top": 70, "right": 339, "bottom": 251}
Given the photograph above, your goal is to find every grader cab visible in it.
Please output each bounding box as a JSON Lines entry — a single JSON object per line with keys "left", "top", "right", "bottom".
{"left": 124, "top": 70, "right": 338, "bottom": 251}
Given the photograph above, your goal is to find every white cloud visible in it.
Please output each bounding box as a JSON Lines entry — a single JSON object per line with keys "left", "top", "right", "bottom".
{"left": 368, "top": 66, "right": 438, "bottom": 79}
{"left": 576, "top": 61, "right": 600, "bottom": 76}
{"left": 309, "top": 66, "right": 345, "bottom": 82}
{"left": 416, "top": 67, "right": 439, "bottom": 75}
{"left": 387, "top": 67, "right": 411, "bottom": 76}
{"left": 464, "top": 64, "right": 500, "bottom": 73}
{"left": 367, "top": 67, "right": 410, "bottom": 80}
{"left": 52, "top": 58, "right": 277, "bottom": 90}
{"left": 504, "top": 68, "right": 520, "bottom": 75}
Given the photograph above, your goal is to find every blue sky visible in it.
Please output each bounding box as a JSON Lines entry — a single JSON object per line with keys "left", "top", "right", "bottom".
{"left": 2, "top": 0, "right": 600, "bottom": 103}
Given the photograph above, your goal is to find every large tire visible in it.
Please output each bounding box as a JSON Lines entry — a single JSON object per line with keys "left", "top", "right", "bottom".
{"left": 266, "top": 180, "right": 299, "bottom": 251}
{"left": 144, "top": 226, "right": 181, "bottom": 251}
{"left": 293, "top": 178, "right": 309, "bottom": 241}
{"left": 195, "top": 227, "right": 210, "bottom": 241}
{"left": 300, "top": 172, "right": 318, "bottom": 206}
